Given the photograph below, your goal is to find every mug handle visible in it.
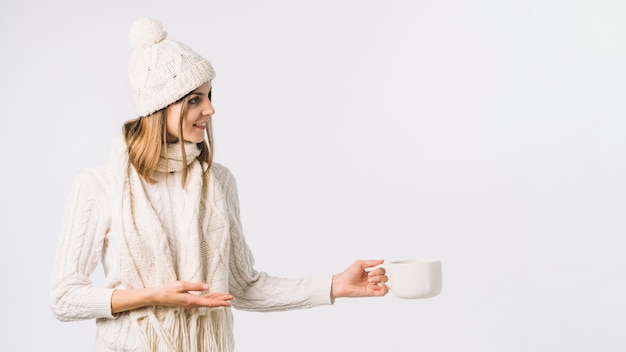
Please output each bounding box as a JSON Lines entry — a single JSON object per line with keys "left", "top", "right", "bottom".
{"left": 365, "top": 263, "right": 386, "bottom": 271}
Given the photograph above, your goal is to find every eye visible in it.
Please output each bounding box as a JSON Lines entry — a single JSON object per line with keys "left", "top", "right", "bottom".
{"left": 208, "top": 89, "right": 212, "bottom": 101}
{"left": 188, "top": 97, "right": 200, "bottom": 105}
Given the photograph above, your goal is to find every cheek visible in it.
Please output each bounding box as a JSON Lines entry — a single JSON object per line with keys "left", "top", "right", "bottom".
{"left": 183, "top": 114, "right": 198, "bottom": 129}
{"left": 165, "top": 115, "right": 180, "bottom": 135}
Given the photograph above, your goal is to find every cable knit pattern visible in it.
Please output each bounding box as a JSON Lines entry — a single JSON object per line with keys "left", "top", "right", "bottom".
{"left": 50, "top": 136, "right": 333, "bottom": 351}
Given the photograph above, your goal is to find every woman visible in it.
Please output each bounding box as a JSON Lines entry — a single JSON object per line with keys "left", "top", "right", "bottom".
{"left": 50, "top": 17, "right": 388, "bottom": 351}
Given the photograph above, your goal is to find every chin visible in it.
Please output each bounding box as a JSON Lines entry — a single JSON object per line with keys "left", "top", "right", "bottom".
{"left": 181, "top": 132, "right": 204, "bottom": 144}
{"left": 186, "top": 136, "right": 205, "bottom": 144}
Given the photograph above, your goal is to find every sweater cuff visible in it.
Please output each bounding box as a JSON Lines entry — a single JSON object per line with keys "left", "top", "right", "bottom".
{"left": 309, "top": 276, "right": 333, "bottom": 306}
{"left": 93, "top": 288, "right": 117, "bottom": 318}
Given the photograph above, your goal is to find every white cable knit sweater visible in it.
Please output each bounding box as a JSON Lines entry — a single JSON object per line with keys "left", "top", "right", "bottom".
{"left": 50, "top": 136, "right": 332, "bottom": 351}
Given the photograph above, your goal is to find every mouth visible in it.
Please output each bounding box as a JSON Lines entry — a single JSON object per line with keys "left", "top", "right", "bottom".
{"left": 193, "top": 122, "right": 207, "bottom": 129}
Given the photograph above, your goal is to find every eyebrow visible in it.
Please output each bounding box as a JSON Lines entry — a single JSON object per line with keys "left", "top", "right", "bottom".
{"left": 190, "top": 88, "right": 212, "bottom": 96}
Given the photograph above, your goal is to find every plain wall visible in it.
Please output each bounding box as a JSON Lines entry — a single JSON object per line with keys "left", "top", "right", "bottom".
{"left": 1, "top": 0, "right": 625, "bottom": 351}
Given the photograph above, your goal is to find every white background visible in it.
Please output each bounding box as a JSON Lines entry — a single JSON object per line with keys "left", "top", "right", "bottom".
{"left": 1, "top": 0, "right": 625, "bottom": 351}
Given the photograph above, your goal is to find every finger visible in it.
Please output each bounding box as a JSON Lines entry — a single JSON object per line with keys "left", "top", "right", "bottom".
{"left": 198, "top": 295, "right": 234, "bottom": 308}
{"left": 368, "top": 273, "right": 388, "bottom": 284}
{"left": 367, "top": 268, "right": 386, "bottom": 277}
{"left": 208, "top": 299, "right": 233, "bottom": 308}
{"left": 202, "top": 292, "right": 234, "bottom": 301}
{"left": 367, "top": 283, "right": 389, "bottom": 296}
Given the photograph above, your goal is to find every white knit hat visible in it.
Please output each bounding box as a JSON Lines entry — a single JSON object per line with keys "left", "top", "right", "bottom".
{"left": 128, "top": 18, "right": 215, "bottom": 117}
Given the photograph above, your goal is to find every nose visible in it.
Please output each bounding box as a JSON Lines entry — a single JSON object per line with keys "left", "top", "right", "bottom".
{"left": 202, "top": 99, "right": 215, "bottom": 116}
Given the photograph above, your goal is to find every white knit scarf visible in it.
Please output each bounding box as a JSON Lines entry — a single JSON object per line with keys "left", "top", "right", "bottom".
{"left": 107, "top": 136, "right": 234, "bottom": 351}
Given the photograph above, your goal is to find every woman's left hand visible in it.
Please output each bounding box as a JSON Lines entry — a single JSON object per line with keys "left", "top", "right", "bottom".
{"left": 330, "top": 260, "right": 389, "bottom": 300}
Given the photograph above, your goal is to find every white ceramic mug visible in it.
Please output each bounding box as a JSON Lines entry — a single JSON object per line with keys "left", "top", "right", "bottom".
{"left": 371, "top": 260, "right": 442, "bottom": 299}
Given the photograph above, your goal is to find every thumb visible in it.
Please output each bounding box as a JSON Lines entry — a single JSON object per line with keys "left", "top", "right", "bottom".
{"left": 183, "top": 282, "right": 210, "bottom": 292}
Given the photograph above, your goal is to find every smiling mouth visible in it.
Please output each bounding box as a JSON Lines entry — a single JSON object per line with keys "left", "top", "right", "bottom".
{"left": 194, "top": 123, "right": 207, "bottom": 128}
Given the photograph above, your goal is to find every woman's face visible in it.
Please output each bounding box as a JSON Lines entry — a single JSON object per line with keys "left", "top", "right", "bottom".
{"left": 166, "top": 81, "right": 214, "bottom": 143}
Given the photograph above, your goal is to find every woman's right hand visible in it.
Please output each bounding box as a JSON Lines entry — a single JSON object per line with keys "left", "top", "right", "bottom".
{"left": 111, "top": 281, "right": 234, "bottom": 314}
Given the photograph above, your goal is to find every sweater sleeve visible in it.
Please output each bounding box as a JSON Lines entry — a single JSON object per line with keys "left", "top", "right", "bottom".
{"left": 213, "top": 164, "right": 333, "bottom": 312}
{"left": 50, "top": 168, "right": 116, "bottom": 322}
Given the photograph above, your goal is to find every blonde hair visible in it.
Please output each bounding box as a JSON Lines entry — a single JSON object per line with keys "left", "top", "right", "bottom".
{"left": 122, "top": 96, "right": 213, "bottom": 187}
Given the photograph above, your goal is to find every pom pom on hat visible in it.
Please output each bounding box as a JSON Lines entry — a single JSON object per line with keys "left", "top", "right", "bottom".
{"left": 129, "top": 18, "right": 167, "bottom": 49}
{"left": 127, "top": 18, "right": 215, "bottom": 117}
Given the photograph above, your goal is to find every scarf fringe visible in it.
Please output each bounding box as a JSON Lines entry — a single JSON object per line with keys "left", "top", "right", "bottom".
{"left": 136, "top": 308, "right": 234, "bottom": 352}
